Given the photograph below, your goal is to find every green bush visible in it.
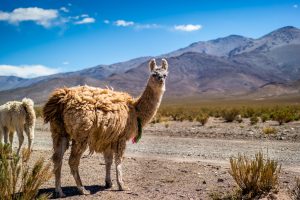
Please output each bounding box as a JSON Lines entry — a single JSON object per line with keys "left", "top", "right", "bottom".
{"left": 261, "top": 114, "right": 270, "bottom": 123}
{"left": 272, "top": 109, "right": 294, "bottom": 125}
{"left": 0, "top": 143, "right": 52, "bottom": 200}
{"left": 229, "top": 152, "right": 281, "bottom": 199}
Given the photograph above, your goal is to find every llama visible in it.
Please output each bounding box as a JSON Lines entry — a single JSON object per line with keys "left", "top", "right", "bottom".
{"left": 0, "top": 98, "right": 36, "bottom": 155}
{"left": 43, "top": 58, "right": 168, "bottom": 197}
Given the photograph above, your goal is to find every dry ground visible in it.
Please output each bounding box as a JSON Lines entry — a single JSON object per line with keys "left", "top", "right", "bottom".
{"left": 13, "top": 118, "right": 300, "bottom": 199}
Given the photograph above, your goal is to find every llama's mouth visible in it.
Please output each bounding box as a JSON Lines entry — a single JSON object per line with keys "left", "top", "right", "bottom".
{"left": 159, "top": 80, "right": 164, "bottom": 85}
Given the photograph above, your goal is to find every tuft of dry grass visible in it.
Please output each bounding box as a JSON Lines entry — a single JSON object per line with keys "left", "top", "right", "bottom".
{"left": 229, "top": 152, "right": 281, "bottom": 199}
{"left": 262, "top": 126, "right": 277, "bottom": 135}
{"left": 0, "top": 143, "right": 52, "bottom": 200}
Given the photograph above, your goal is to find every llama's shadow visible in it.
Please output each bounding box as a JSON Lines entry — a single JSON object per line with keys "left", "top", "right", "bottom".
{"left": 38, "top": 185, "right": 107, "bottom": 199}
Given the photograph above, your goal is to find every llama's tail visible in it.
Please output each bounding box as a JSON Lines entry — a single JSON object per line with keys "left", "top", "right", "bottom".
{"left": 22, "top": 98, "right": 36, "bottom": 127}
{"left": 43, "top": 88, "right": 67, "bottom": 123}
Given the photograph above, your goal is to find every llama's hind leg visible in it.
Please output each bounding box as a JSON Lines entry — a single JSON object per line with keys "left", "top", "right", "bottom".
{"left": 104, "top": 147, "right": 113, "bottom": 188}
{"left": 9, "top": 131, "right": 14, "bottom": 152}
{"left": 16, "top": 129, "right": 24, "bottom": 155}
{"left": 69, "top": 140, "right": 89, "bottom": 195}
{"left": 114, "top": 139, "right": 128, "bottom": 191}
{"left": 3, "top": 127, "right": 8, "bottom": 144}
{"left": 24, "top": 125, "right": 34, "bottom": 151}
{"left": 52, "top": 135, "right": 68, "bottom": 198}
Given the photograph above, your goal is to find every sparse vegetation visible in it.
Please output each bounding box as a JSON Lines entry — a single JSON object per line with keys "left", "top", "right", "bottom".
{"left": 229, "top": 152, "right": 281, "bottom": 199}
{"left": 155, "top": 100, "right": 300, "bottom": 125}
{"left": 262, "top": 126, "right": 277, "bottom": 135}
{"left": 0, "top": 143, "right": 52, "bottom": 200}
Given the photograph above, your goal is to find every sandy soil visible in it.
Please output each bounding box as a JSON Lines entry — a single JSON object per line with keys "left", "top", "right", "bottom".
{"left": 14, "top": 118, "right": 300, "bottom": 199}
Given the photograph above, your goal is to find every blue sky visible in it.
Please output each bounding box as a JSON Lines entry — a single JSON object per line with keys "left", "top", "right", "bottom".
{"left": 0, "top": 0, "right": 299, "bottom": 78}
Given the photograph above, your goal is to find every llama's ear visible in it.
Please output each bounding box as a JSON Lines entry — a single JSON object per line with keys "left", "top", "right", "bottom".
{"left": 149, "top": 59, "right": 156, "bottom": 71}
{"left": 161, "top": 59, "right": 168, "bottom": 71}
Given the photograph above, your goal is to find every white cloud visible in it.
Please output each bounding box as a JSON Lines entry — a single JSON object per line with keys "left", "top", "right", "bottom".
{"left": 0, "top": 7, "right": 58, "bottom": 27}
{"left": 103, "top": 19, "right": 110, "bottom": 24}
{"left": 62, "top": 61, "right": 69, "bottom": 65}
{"left": 60, "top": 7, "right": 69, "bottom": 13}
{"left": 114, "top": 19, "right": 134, "bottom": 27}
{"left": 0, "top": 65, "right": 59, "bottom": 78}
{"left": 293, "top": 4, "right": 298, "bottom": 8}
{"left": 81, "top": 14, "right": 89, "bottom": 18}
{"left": 174, "top": 24, "right": 202, "bottom": 32}
{"left": 74, "top": 17, "right": 95, "bottom": 24}
{"left": 135, "top": 23, "right": 160, "bottom": 30}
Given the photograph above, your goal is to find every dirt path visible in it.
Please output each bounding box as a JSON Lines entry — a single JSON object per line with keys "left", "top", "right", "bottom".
{"left": 26, "top": 129, "right": 300, "bottom": 171}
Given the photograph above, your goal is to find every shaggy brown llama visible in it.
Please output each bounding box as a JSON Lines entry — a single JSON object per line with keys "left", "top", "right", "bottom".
{"left": 43, "top": 58, "right": 168, "bottom": 197}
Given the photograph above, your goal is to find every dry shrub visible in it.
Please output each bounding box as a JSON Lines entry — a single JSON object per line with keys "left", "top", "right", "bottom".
{"left": 34, "top": 107, "right": 43, "bottom": 118}
{"left": 273, "top": 108, "right": 294, "bottom": 125}
{"left": 222, "top": 108, "right": 239, "bottom": 122}
{"left": 262, "top": 126, "right": 277, "bottom": 135}
{"left": 250, "top": 116, "right": 259, "bottom": 125}
{"left": 196, "top": 113, "right": 209, "bottom": 126}
{"left": 0, "top": 143, "right": 52, "bottom": 200}
{"left": 290, "top": 178, "right": 300, "bottom": 200}
{"left": 229, "top": 152, "right": 281, "bottom": 199}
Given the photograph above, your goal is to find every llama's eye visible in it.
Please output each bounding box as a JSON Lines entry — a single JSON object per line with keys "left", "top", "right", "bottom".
{"left": 163, "top": 74, "right": 167, "bottom": 78}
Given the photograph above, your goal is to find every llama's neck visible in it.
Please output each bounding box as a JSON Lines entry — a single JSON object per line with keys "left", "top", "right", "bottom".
{"left": 134, "top": 82, "right": 165, "bottom": 127}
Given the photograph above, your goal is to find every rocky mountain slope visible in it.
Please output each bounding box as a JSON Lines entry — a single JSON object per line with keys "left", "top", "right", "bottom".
{"left": 0, "top": 26, "right": 299, "bottom": 104}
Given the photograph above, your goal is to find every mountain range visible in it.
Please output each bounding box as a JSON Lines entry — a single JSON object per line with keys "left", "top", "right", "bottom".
{"left": 0, "top": 26, "right": 300, "bottom": 104}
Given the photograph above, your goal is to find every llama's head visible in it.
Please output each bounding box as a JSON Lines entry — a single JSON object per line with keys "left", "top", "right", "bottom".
{"left": 148, "top": 58, "right": 168, "bottom": 91}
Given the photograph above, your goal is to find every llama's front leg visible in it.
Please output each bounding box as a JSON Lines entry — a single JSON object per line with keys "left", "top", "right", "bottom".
{"left": 104, "top": 148, "right": 113, "bottom": 188}
{"left": 69, "top": 140, "right": 89, "bottom": 195}
{"left": 114, "top": 139, "right": 128, "bottom": 191}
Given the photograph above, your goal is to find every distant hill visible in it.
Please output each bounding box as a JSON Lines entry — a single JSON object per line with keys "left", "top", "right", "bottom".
{"left": 0, "top": 26, "right": 300, "bottom": 104}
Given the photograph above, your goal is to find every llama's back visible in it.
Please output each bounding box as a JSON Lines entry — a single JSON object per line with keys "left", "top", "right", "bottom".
{"left": 0, "top": 100, "right": 31, "bottom": 131}
{"left": 44, "top": 85, "right": 134, "bottom": 122}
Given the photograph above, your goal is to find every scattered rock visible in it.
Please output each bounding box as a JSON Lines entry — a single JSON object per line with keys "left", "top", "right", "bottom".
{"left": 217, "top": 178, "right": 224, "bottom": 183}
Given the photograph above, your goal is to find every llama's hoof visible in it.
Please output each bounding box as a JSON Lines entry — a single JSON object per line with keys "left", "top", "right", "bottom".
{"left": 55, "top": 190, "right": 66, "bottom": 198}
{"left": 118, "top": 184, "right": 130, "bottom": 191}
{"left": 78, "top": 187, "right": 90, "bottom": 195}
{"left": 105, "top": 181, "right": 113, "bottom": 189}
